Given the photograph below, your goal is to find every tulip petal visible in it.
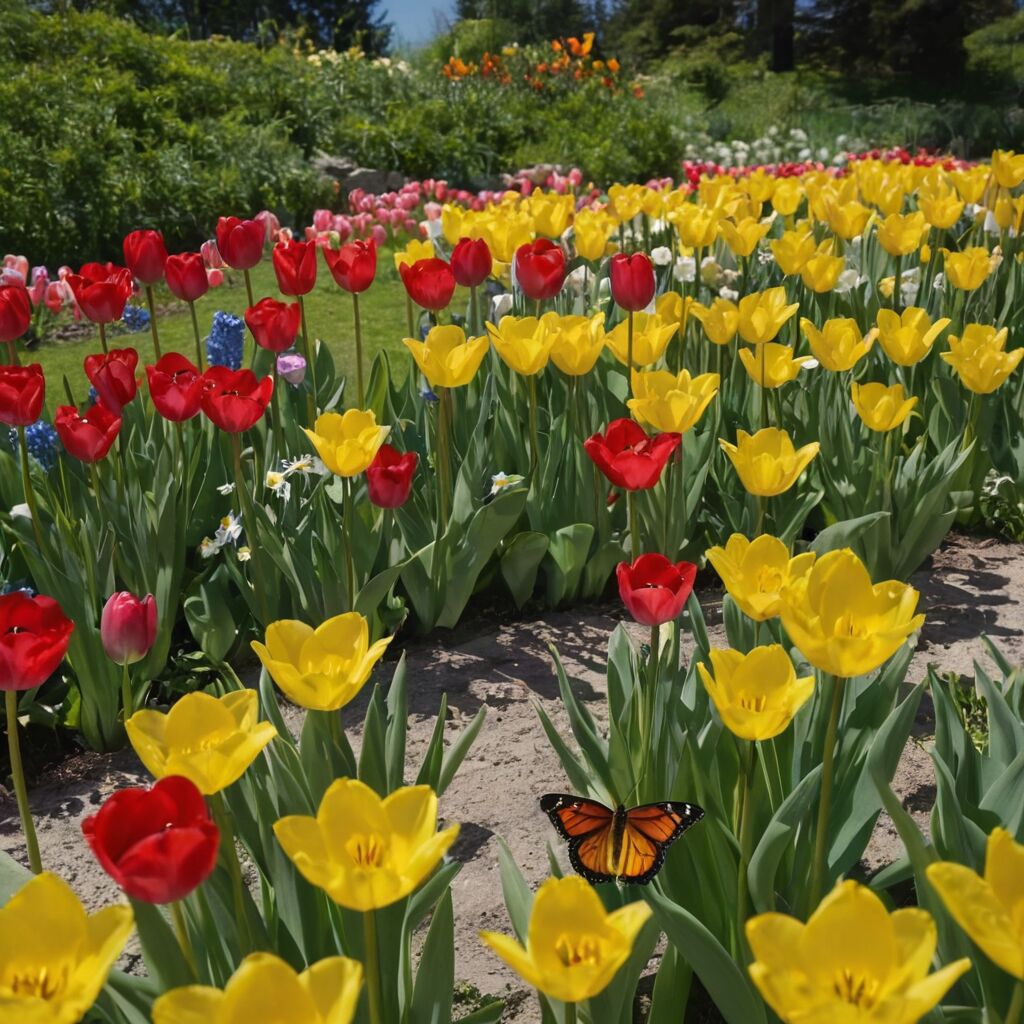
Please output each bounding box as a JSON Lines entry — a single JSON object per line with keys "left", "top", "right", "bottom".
{"left": 479, "top": 931, "right": 544, "bottom": 992}
{"left": 152, "top": 986, "right": 225, "bottom": 1024}
{"left": 300, "top": 956, "right": 364, "bottom": 1024}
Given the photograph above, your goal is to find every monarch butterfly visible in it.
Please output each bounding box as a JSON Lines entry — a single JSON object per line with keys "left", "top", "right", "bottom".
{"left": 540, "top": 793, "right": 704, "bottom": 885}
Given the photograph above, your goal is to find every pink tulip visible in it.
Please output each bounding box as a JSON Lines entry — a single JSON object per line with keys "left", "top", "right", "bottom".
{"left": 370, "top": 224, "right": 388, "bottom": 247}
{"left": 313, "top": 209, "right": 333, "bottom": 232}
{"left": 255, "top": 209, "right": 280, "bottom": 241}
{"left": 403, "top": 218, "right": 418, "bottom": 235}
{"left": 423, "top": 202, "right": 442, "bottom": 222}
{"left": 101, "top": 592, "right": 157, "bottom": 666}
{"left": 3, "top": 255, "right": 29, "bottom": 282}
{"left": 44, "top": 282, "right": 65, "bottom": 314}
{"left": 207, "top": 268, "right": 224, "bottom": 288}
{"left": 200, "top": 239, "right": 224, "bottom": 270}
{"left": 568, "top": 168, "right": 583, "bottom": 186}
{"left": 388, "top": 209, "right": 404, "bottom": 228}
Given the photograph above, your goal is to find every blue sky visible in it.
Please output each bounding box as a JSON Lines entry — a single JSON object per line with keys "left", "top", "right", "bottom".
{"left": 382, "top": 0, "right": 456, "bottom": 45}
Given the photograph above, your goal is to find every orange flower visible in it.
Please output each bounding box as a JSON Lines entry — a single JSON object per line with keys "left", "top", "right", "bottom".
{"left": 608, "top": 57, "right": 621, "bottom": 73}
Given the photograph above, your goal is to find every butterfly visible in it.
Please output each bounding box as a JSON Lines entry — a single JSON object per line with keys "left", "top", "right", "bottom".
{"left": 540, "top": 793, "right": 704, "bottom": 885}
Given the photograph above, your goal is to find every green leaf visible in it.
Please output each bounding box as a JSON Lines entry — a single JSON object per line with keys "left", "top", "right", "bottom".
{"left": 809, "top": 511, "right": 889, "bottom": 556}
{"left": 129, "top": 899, "right": 195, "bottom": 991}
{"left": 496, "top": 837, "right": 533, "bottom": 942}
{"left": 0, "top": 851, "right": 31, "bottom": 906}
{"left": 438, "top": 706, "right": 487, "bottom": 797}
{"left": 500, "top": 531, "right": 549, "bottom": 608}
{"left": 409, "top": 890, "right": 456, "bottom": 1024}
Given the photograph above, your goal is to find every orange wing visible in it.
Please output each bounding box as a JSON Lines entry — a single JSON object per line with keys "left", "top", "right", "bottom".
{"left": 617, "top": 802, "right": 704, "bottom": 884}
{"left": 540, "top": 794, "right": 619, "bottom": 884}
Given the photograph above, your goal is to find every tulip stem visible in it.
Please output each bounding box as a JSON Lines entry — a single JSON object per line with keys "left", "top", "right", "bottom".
{"left": 242, "top": 267, "right": 255, "bottom": 311}
{"left": 17, "top": 425, "right": 46, "bottom": 552}
{"left": 528, "top": 374, "right": 540, "bottom": 473}
{"left": 736, "top": 739, "right": 755, "bottom": 958}
{"left": 230, "top": 433, "right": 270, "bottom": 625}
{"left": 436, "top": 387, "right": 452, "bottom": 528}
{"left": 809, "top": 675, "right": 843, "bottom": 913}
{"left": 188, "top": 300, "right": 206, "bottom": 372}
{"left": 209, "top": 791, "right": 253, "bottom": 956}
{"left": 564, "top": 1002, "right": 578, "bottom": 1024}
{"left": 892, "top": 256, "right": 902, "bottom": 310}
{"left": 626, "top": 309, "right": 635, "bottom": 394}
{"left": 98, "top": 321, "right": 108, "bottom": 355}
{"left": 144, "top": 284, "right": 163, "bottom": 360}
{"left": 759, "top": 344, "right": 768, "bottom": 428}
{"left": 298, "top": 295, "right": 319, "bottom": 424}
{"left": 351, "top": 291, "right": 365, "bottom": 408}
{"left": 362, "top": 911, "right": 384, "bottom": 1024}
{"left": 1006, "top": 980, "right": 1024, "bottom": 1024}
{"left": 6, "top": 340, "right": 18, "bottom": 366}
{"left": 120, "top": 661, "right": 133, "bottom": 719}
{"left": 343, "top": 475, "right": 356, "bottom": 610}
{"left": 405, "top": 292, "right": 415, "bottom": 340}
{"left": 171, "top": 901, "right": 200, "bottom": 982}
{"left": 627, "top": 490, "right": 639, "bottom": 561}
{"left": 6, "top": 690, "right": 41, "bottom": 874}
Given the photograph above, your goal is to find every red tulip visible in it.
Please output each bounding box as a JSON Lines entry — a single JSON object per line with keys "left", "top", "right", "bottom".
{"left": 164, "top": 253, "right": 210, "bottom": 303}
{"left": 610, "top": 252, "right": 655, "bottom": 312}
{"left": 0, "top": 283, "right": 31, "bottom": 344}
{"left": 0, "top": 591, "right": 74, "bottom": 691}
{"left": 245, "top": 297, "right": 300, "bottom": 353}
{"left": 100, "top": 592, "right": 157, "bottom": 666}
{"left": 583, "top": 418, "right": 680, "bottom": 491}
{"left": 450, "top": 237, "right": 492, "bottom": 288}
{"left": 272, "top": 239, "right": 318, "bottom": 296}
{"left": 215, "top": 216, "right": 264, "bottom": 271}
{"left": 66, "top": 263, "right": 134, "bottom": 324}
{"left": 367, "top": 444, "right": 418, "bottom": 509}
{"left": 323, "top": 238, "right": 377, "bottom": 293}
{"left": 616, "top": 554, "right": 697, "bottom": 626}
{"left": 122, "top": 230, "right": 168, "bottom": 285}
{"left": 55, "top": 402, "right": 122, "bottom": 462}
{"left": 84, "top": 348, "right": 139, "bottom": 414}
{"left": 81, "top": 776, "right": 219, "bottom": 904}
{"left": 0, "top": 364, "right": 44, "bottom": 427}
{"left": 200, "top": 365, "right": 273, "bottom": 433}
{"left": 146, "top": 353, "right": 204, "bottom": 422}
{"left": 399, "top": 258, "right": 456, "bottom": 311}
{"left": 514, "top": 239, "right": 566, "bottom": 301}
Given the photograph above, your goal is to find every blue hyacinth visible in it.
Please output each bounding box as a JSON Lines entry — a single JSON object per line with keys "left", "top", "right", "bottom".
{"left": 9, "top": 420, "right": 59, "bottom": 471}
{"left": 122, "top": 304, "right": 151, "bottom": 332}
{"left": 206, "top": 311, "right": 244, "bottom": 370}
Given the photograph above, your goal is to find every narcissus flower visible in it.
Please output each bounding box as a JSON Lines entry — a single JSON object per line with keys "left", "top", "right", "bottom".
{"left": 274, "top": 778, "right": 459, "bottom": 911}
{"left": 0, "top": 872, "right": 133, "bottom": 1024}
{"left": 942, "top": 324, "right": 1024, "bottom": 394}
{"left": 486, "top": 315, "right": 555, "bottom": 375}
{"left": 991, "top": 149, "right": 1024, "bottom": 190}
{"left": 943, "top": 247, "right": 993, "bottom": 291}
{"left": 927, "top": 827, "right": 1024, "bottom": 979}
{"left": 875, "top": 307, "right": 950, "bottom": 366}
{"left": 739, "top": 343, "right": 810, "bottom": 388}
{"left": 126, "top": 689, "right": 277, "bottom": 795}
{"left": 876, "top": 211, "right": 928, "bottom": 257}
{"left": 627, "top": 368, "right": 719, "bottom": 433}
{"left": 800, "top": 317, "right": 876, "bottom": 372}
{"left": 737, "top": 287, "right": 799, "bottom": 345}
{"left": 616, "top": 554, "right": 697, "bottom": 626}
{"left": 851, "top": 382, "right": 917, "bottom": 432}
{"left": 302, "top": 409, "right": 389, "bottom": 477}
{"left": 252, "top": 612, "right": 392, "bottom": 711}
{"left": 780, "top": 548, "right": 925, "bottom": 677}
{"left": 720, "top": 428, "right": 819, "bottom": 497}
{"left": 403, "top": 324, "right": 489, "bottom": 389}
{"left": 0, "top": 363, "right": 45, "bottom": 427}
{"left": 547, "top": 313, "right": 606, "bottom": 376}
{"left": 705, "top": 533, "right": 815, "bottom": 622}
{"left": 698, "top": 645, "right": 814, "bottom": 740}
{"left": 691, "top": 298, "right": 739, "bottom": 346}
{"left": 605, "top": 313, "right": 677, "bottom": 367}
{"left": 480, "top": 876, "right": 651, "bottom": 1004}
{"left": 584, "top": 419, "right": 680, "bottom": 491}
{"left": 747, "top": 880, "right": 970, "bottom": 1023}
{"left": 609, "top": 252, "right": 655, "bottom": 311}
{"left": 152, "top": 952, "right": 363, "bottom": 1024}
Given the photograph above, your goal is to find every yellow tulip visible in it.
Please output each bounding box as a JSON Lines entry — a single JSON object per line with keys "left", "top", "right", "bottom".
{"left": 303, "top": 409, "right": 389, "bottom": 478}
{"left": 486, "top": 315, "right": 555, "bottom": 376}
{"left": 942, "top": 324, "right": 1024, "bottom": 394}
{"left": 920, "top": 242, "right": 932, "bottom": 263}
{"left": 573, "top": 210, "right": 614, "bottom": 261}
{"left": 918, "top": 190, "right": 965, "bottom": 230}
{"left": 548, "top": 313, "right": 607, "bottom": 376}
{"left": 876, "top": 307, "right": 950, "bottom": 366}
{"left": 691, "top": 297, "right": 739, "bottom": 346}
{"left": 127, "top": 690, "right": 277, "bottom": 795}
{"left": 742, "top": 169, "right": 776, "bottom": 204}
{"left": 654, "top": 291, "right": 693, "bottom": 337}
{"left": 0, "top": 872, "right": 133, "bottom": 1024}
{"left": 393, "top": 238, "right": 436, "bottom": 271}
{"left": 780, "top": 548, "right": 925, "bottom": 677}
{"left": 669, "top": 204, "right": 721, "bottom": 248}
{"left": 770, "top": 230, "right": 815, "bottom": 275}
{"left": 851, "top": 382, "right": 917, "bottom": 432}
{"left": 698, "top": 645, "right": 814, "bottom": 741}
{"left": 527, "top": 192, "right": 574, "bottom": 238}
{"left": 747, "top": 880, "right": 971, "bottom": 1023}
{"left": 274, "top": 778, "right": 458, "bottom": 912}
{"left": 800, "top": 317, "right": 876, "bottom": 372}
{"left": 152, "top": 953, "right": 363, "bottom": 1024}
{"left": 737, "top": 287, "right": 800, "bottom": 345}
{"left": 739, "top": 343, "right": 811, "bottom": 388}
{"left": 942, "top": 247, "right": 993, "bottom": 291}
{"left": 705, "top": 533, "right": 816, "bottom": 622}
{"left": 251, "top": 613, "right": 391, "bottom": 713}
{"left": 992, "top": 150, "right": 1024, "bottom": 190}
{"left": 480, "top": 210, "right": 535, "bottom": 266}
{"left": 440, "top": 205, "right": 466, "bottom": 246}
{"left": 480, "top": 876, "right": 651, "bottom": 1004}
{"left": 951, "top": 166, "right": 990, "bottom": 205}
{"left": 607, "top": 183, "right": 645, "bottom": 223}
{"left": 627, "top": 368, "right": 719, "bottom": 433}
{"left": 719, "top": 428, "right": 819, "bottom": 497}
{"left": 403, "top": 324, "right": 489, "bottom": 389}
{"left": 605, "top": 313, "right": 677, "bottom": 368}
{"left": 771, "top": 179, "right": 804, "bottom": 217}
{"left": 824, "top": 198, "right": 872, "bottom": 240}
{"left": 719, "top": 217, "right": 771, "bottom": 258}
{"left": 876, "top": 211, "right": 928, "bottom": 257}
{"left": 799, "top": 249, "right": 845, "bottom": 293}
{"left": 928, "top": 827, "right": 1024, "bottom": 980}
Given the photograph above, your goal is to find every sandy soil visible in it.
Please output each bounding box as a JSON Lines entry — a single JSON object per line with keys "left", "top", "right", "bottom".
{"left": 1, "top": 532, "right": 1021, "bottom": 1021}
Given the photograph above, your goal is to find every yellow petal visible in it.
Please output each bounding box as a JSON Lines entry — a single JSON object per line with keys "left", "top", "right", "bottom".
{"left": 152, "top": 986, "right": 225, "bottom": 1024}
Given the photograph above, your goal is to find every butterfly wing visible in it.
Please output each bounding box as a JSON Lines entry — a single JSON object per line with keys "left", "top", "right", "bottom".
{"left": 540, "top": 794, "right": 618, "bottom": 885}
{"left": 617, "top": 801, "right": 705, "bottom": 885}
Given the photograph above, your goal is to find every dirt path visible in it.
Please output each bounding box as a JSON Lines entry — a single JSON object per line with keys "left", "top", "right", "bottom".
{"left": 1, "top": 532, "right": 1021, "bottom": 1021}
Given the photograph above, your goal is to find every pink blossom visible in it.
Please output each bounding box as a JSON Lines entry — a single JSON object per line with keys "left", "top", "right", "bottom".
{"left": 200, "top": 239, "right": 224, "bottom": 270}
{"left": 370, "top": 224, "right": 388, "bottom": 247}
{"left": 207, "top": 268, "right": 224, "bottom": 288}
{"left": 255, "top": 209, "right": 280, "bottom": 241}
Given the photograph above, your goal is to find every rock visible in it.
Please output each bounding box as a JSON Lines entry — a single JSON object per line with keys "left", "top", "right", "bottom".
{"left": 312, "top": 152, "right": 405, "bottom": 196}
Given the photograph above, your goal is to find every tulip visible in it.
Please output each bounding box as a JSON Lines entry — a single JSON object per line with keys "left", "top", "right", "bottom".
{"left": 627, "top": 368, "right": 719, "bottom": 434}
{"left": 698, "top": 645, "right": 814, "bottom": 740}
{"left": 705, "top": 533, "right": 816, "bottom": 622}
{"left": 403, "top": 324, "right": 489, "bottom": 389}
{"left": 770, "top": 230, "right": 816, "bottom": 275}
{"left": 942, "top": 324, "right": 1024, "bottom": 394}
{"left": 215, "top": 216, "right": 265, "bottom": 271}
{"left": 605, "top": 312, "right": 677, "bottom": 367}
{"left": 277, "top": 352, "right": 307, "bottom": 385}
{"left": 0, "top": 591, "right": 73, "bottom": 690}
{"left": 66, "top": 262, "right": 134, "bottom": 324}
{"left": 303, "top": 408, "right": 389, "bottom": 477}
{"left": 84, "top": 347, "right": 139, "bottom": 413}
{"left": 918, "top": 189, "right": 965, "bottom": 229}
{"left": 547, "top": 312, "right": 607, "bottom": 376}
{"left": 486, "top": 314, "right": 556, "bottom": 376}
{"left": 152, "top": 952, "right": 363, "bottom": 1024}
{"left": 719, "top": 216, "right": 770, "bottom": 258}
{"left": 323, "top": 238, "right": 377, "bottom": 293}
{"left": 799, "top": 249, "right": 845, "bottom": 293}
{"left": 609, "top": 252, "right": 656, "bottom": 311}
{"left": 943, "top": 246, "right": 993, "bottom": 291}
{"left": 670, "top": 203, "right": 721, "bottom": 248}
{"left": 824, "top": 197, "right": 873, "bottom": 240}
{"left": 616, "top": 553, "right": 697, "bottom": 626}
{"left": 481, "top": 876, "right": 652, "bottom": 1004}
{"left": 55, "top": 401, "right": 122, "bottom": 462}
{"left": 82, "top": 775, "right": 219, "bottom": 904}
{"left": 992, "top": 149, "right": 1024, "bottom": 189}
{"left": 0, "top": 282, "right": 31, "bottom": 345}
{"left": 122, "top": 229, "right": 168, "bottom": 284}
{"left": 737, "top": 287, "right": 799, "bottom": 345}
{"left": 272, "top": 239, "right": 318, "bottom": 296}
{"left": 800, "top": 317, "right": 876, "bottom": 372}
{"left": 573, "top": 209, "right": 614, "bottom": 260}
{"left": 164, "top": 252, "right": 210, "bottom": 303}
{"left": 274, "top": 778, "right": 459, "bottom": 911}
{"left": 851, "top": 381, "right": 917, "bottom": 432}
{"left": 0, "top": 363, "right": 44, "bottom": 426}
{"left": 876, "top": 307, "right": 950, "bottom": 366}
{"left": 245, "top": 297, "right": 300, "bottom": 352}
{"left": 127, "top": 689, "right": 277, "bottom": 795}
{"left": 146, "top": 353, "right": 204, "bottom": 421}
{"left": 747, "top": 880, "right": 970, "bottom": 1023}
{"left": 876, "top": 211, "right": 927, "bottom": 257}
{"left": 720, "top": 428, "right": 819, "bottom": 497}
{"left": 399, "top": 257, "right": 456, "bottom": 310}
{"left": 0, "top": 873, "right": 133, "bottom": 1019}
{"left": 101, "top": 591, "right": 157, "bottom": 665}
{"left": 200, "top": 365, "right": 274, "bottom": 433}
{"left": 451, "top": 237, "right": 492, "bottom": 287}
{"left": 691, "top": 297, "right": 739, "bottom": 346}
{"left": 393, "top": 237, "right": 436, "bottom": 271}
{"left": 252, "top": 611, "right": 392, "bottom": 711}
{"left": 514, "top": 238, "right": 566, "bottom": 301}
{"left": 584, "top": 419, "right": 680, "bottom": 491}
{"left": 738, "top": 343, "right": 811, "bottom": 388}
{"left": 366, "top": 444, "right": 418, "bottom": 509}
